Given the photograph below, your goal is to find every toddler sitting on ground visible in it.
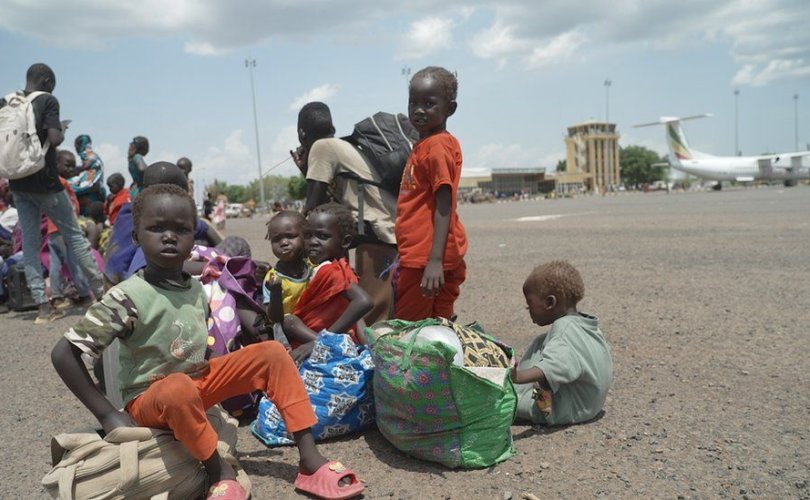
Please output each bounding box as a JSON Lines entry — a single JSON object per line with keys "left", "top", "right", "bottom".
{"left": 511, "top": 261, "right": 613, "bottom": 425}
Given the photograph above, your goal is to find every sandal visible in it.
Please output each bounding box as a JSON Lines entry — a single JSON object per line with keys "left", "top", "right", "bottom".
{"left": 294, "top": 461, "right": 364, "bottom": 500}
{"left": 207, "top": 479, "right": 246, "bottom": 499}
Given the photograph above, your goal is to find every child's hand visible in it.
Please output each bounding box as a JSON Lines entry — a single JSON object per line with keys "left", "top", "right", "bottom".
{"left": 421, "top": 259, "right": 445, "bottom": 296}
{"left": 290, "top": 341, "right": 315, "bottom": 364}
{"left": 509, "top": 358, "right": 518, "bottom": 381}
{"left": 100, "top": 410, "right": 136, "bottom": 434}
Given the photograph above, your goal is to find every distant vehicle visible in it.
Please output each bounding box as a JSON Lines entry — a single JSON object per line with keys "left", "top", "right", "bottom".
{"left": 634, "top": 114, "right": 810, "bottom": 189}
{"left": 225, "top": 203, "right": 244, "bottom": 218}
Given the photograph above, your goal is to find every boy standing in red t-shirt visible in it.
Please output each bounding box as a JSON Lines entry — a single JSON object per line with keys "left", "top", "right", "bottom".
{"left": 394, "top": 66, "right": 468, "bottom": 321}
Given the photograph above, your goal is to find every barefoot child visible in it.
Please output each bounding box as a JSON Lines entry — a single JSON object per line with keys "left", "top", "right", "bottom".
{"left": 395, "top": 66, "right": 467, "bottom": 321}
{"left": 283, "top": 202, "right": 373, "bottom": 361}
{"left": 51, "top": 184, "right": 365, "bottom": 499}
{"left": 263, "top": 210, "right": 312, "bottom": 330}
{"left": 511, "top": 261, "right": 613, "bottom": 426}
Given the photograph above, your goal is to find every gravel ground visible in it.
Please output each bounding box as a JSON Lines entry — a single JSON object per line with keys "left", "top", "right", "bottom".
{"left": 3, "top": 186, "right": 809, "bottom": 499}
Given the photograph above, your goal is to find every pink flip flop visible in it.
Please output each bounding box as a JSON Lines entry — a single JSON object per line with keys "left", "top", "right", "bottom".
{"left": 207, "top": 479, "right": 247, "bottom": 499}
{"left": 294, "top": 461, "right": 365, "bottom": 500}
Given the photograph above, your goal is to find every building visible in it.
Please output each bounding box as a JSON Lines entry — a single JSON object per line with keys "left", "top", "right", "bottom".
{"left": 479, "top": 168, "right": 555, "bottom": 196}
{"left": 564, "top": 121, "right": 621, "bottom": 193}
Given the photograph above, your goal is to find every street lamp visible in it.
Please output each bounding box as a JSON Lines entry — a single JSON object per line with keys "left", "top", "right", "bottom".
{"left": 401, "top": 66, "right": 411, "bottom": 87}
{"left": 604, "top": 79, "right": 612, "bottom": 123}
{"left": 245, "top": 58, "right": 265, "bottom": 209}
{"left": 734, "top": 89, "right": 740, "bottom": 156}
{"left": 794, "top": 93, "right": 799, "bottom": 151}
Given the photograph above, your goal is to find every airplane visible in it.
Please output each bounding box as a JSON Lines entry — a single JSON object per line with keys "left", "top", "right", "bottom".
{"left": 634, "top": 114, "right": 810, "bottom": 189}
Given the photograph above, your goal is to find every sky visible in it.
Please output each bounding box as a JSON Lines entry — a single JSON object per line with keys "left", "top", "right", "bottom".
{"left": 1, "top": 0, "right": 808, "bottom": 199}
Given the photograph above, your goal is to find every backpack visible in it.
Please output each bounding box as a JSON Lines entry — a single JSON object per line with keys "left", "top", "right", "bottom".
{"left": 0, "top": 91, "right": 49, "bottom": 180}
{"left": 41, "top": 406, "right": 251, "bottom": 500}
{"left": 341, "top": 111, "right": 419, "bottom": 196}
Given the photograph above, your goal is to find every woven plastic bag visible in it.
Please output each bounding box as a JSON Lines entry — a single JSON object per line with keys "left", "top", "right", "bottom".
{"left": 370, "top": 318, "right": 517, "bottom": 469}
{"left": 251, "top": 331, "right": 375, "bottom": 446}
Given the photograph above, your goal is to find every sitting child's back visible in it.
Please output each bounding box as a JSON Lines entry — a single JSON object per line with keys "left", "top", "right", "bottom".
{"left": 511, "top": 261, "right": 612, "bottom": 425}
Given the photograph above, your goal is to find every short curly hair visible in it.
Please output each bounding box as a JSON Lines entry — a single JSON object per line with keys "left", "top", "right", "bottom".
{"left": 524, "top": 261, "right": 585, "bottom": 306}
{"left": 308, "top": 202, "right": 356, "bottom": 241}
{"left": 411, "top": 66, "right": 458, "bottom": 102}
{"left": 132, "top": 184, "right": 196, "bottom": 232}
{"left": 265, "top": 209, "right": 306, "bottom": 240}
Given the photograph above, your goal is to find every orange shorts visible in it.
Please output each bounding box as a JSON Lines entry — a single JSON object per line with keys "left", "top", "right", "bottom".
{"left": 127, "top": 342, "right": 315, "bottom": 460}
{"left": 393, "top": 261, "right": 466, "bottom": 321}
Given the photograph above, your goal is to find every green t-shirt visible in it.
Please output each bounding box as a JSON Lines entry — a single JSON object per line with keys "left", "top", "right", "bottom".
{"left": 515, "top": 313, "right": 613, "bottom": 425}
{"left": 66, "top": 270, "right": 210, "bottom": 406}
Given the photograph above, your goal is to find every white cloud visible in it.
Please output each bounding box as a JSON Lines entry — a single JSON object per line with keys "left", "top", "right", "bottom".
{"left": 94, "top": 143, "right": 127, "bottom": 179}
{"left": 183, "top": 41, "right": 227, "bottom": 56}
{"left": 289, "top": 84, "right": 339, "bottom": 111}
{"left": 266, "top": 125, "right": 301, "bottom": 177}
{"left": 196, "top": 129, "right": 255, "bottom": 186}
{"left": 397, "top": 16, "right": 455, "bottom": 60}
{"left": 524, "top": 31, "right": 587, "bottom": 69}
{"left": 1, "top": 0, "right": 808, "bottom": 86}
{"left": 469, "top": 21, "right": 527, "bottom": 63}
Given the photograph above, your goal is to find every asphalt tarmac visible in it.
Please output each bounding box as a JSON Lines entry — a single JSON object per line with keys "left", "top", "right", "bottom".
{"left": 5, "top": 185, "right": 809, "bottom": 498}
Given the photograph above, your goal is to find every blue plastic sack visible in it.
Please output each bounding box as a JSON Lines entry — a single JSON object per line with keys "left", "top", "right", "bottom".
{"left": 251, "top": 332, "right": 375, "bottom": 446}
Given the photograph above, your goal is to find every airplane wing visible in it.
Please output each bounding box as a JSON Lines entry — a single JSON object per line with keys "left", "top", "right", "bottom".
{"left": 756, "top": 151, "right": 810, "bottom": 162}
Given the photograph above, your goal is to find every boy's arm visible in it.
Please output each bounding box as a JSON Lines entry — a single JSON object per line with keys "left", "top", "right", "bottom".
{"left": 266, "top": 279, "right": 284, "bottom": 324}
{"left": 510, "top": 365, "right": 551, "bottom": 389}
{"left": 303, "top": 180, "right": 330, "bottom": 215}
{"left": 283, "top": 314, "right": 320, "bottom": 363}
{"left": 330, "top": 283, "right": 373, "bottom": 334}
{"left": 51, "top": 338, "right": 135, "bottom": 433}
{"left": 422, "top": 185, "right": 452, "bottom": 295}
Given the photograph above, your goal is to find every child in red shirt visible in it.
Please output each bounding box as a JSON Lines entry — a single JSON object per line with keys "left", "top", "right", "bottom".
{"left": 104, "top": 173, "right": 130, "bottom": 225}
{"left": 394, "top": 66, "right": 468, "bottom": 321}
{"left": 282, "top": 202, "right": 373, "bottom": 362}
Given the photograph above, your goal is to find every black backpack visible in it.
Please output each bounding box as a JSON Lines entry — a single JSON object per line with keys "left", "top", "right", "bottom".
{"left": 341, "top": 111, "right": 419, "bottom": 196}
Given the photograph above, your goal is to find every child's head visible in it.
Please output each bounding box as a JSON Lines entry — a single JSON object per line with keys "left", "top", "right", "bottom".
{"left": 215, "top": 235, "right": 252, "bottom": 258}
{"left": 265, "top": 210, "right": 305, "bottom": 263}
{"left": 297, "top": 101, "right": 335, "bottom": 151}
{"left": 304, "top": 202, "right": 355, "bottom": 265}
{"left": 74, "top": 134, "right": 92, "bottom": 154}
{"left": 142, "top": 162, "right": 187, "bottom": 190}
{"left": 106, "top": 173, "right": 125, "bottom": 194}
{"left": 408, "top": 66, "right": 458, "bottom": 139}
{"left": 87, "top": 201, "right": 106, "bottom": 224}
{"left": 56, "top": 150, "right": 76, "bottom": 178}
{"left": 129, "top": 136, "right": 150, "bottom": 157}
{"left": 523, "top": 261, "right": 584, "bottom": 326}
{"left": 132, "top": 184, "right": 197, "bottom": 270}
{"left": 176, "top": 157, "right": 193, "bottom": 177}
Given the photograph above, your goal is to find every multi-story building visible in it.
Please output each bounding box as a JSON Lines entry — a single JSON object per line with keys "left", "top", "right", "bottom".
{"left": 564, "top": 121, "right": 621, "bottom": 193}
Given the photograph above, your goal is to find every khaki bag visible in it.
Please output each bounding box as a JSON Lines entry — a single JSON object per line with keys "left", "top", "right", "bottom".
{"left": 41, "top": 406, "right": 251, "bottom": 499}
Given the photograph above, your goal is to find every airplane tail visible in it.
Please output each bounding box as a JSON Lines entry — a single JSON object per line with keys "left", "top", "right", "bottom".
{"left": 634, "top": 114, "right": 713, "bottom": 163}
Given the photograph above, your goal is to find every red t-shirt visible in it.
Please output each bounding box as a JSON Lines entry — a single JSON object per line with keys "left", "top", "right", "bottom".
{"left": 292, "top": 258, "right": 360, "bottom": 346}
{"left": 106, "top": 189, "right": 131, "bottom": 225}
{"left": 395, "top": 131, "right": 467, "bottom": 269}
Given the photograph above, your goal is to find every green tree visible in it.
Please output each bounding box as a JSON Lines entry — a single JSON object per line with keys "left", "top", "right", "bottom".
{"left": 287, "top": 175, "right": 307, "bottom": 200}
{"left": 556, "top": 159, "right": 567, "bottom": 172}
{"left": 619, "top": 145, "right": 666, "bottom": 187}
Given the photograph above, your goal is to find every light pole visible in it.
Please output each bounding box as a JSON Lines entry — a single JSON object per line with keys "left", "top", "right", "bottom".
{"left": 734, "top": 89, "right": 740, "bottom": 156}
{"left": 245, "top": 58, "right": 265, "bottom": 209}
{"left": 794, "top": 93, "right": 799, "bottom": 151}
{"left": 604, "top": 79, "right": 612, "bottom": 123}
{"left": 401, "top": 66, "right": 411, "bottom": 88}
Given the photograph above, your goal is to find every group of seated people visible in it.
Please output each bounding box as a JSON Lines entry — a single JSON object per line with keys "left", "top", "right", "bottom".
{"left": 39, "top": 160, "right": 612, "bottom": 500}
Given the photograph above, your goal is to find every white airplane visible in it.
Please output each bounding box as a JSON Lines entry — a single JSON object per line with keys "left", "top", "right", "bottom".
{"left": 634, "top": 114, "right": 810, "bottom": 188}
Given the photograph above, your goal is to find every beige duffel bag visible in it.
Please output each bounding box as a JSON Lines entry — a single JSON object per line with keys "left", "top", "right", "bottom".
{"left": 41, "top": 406, "right": 251, "bottom": 499}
